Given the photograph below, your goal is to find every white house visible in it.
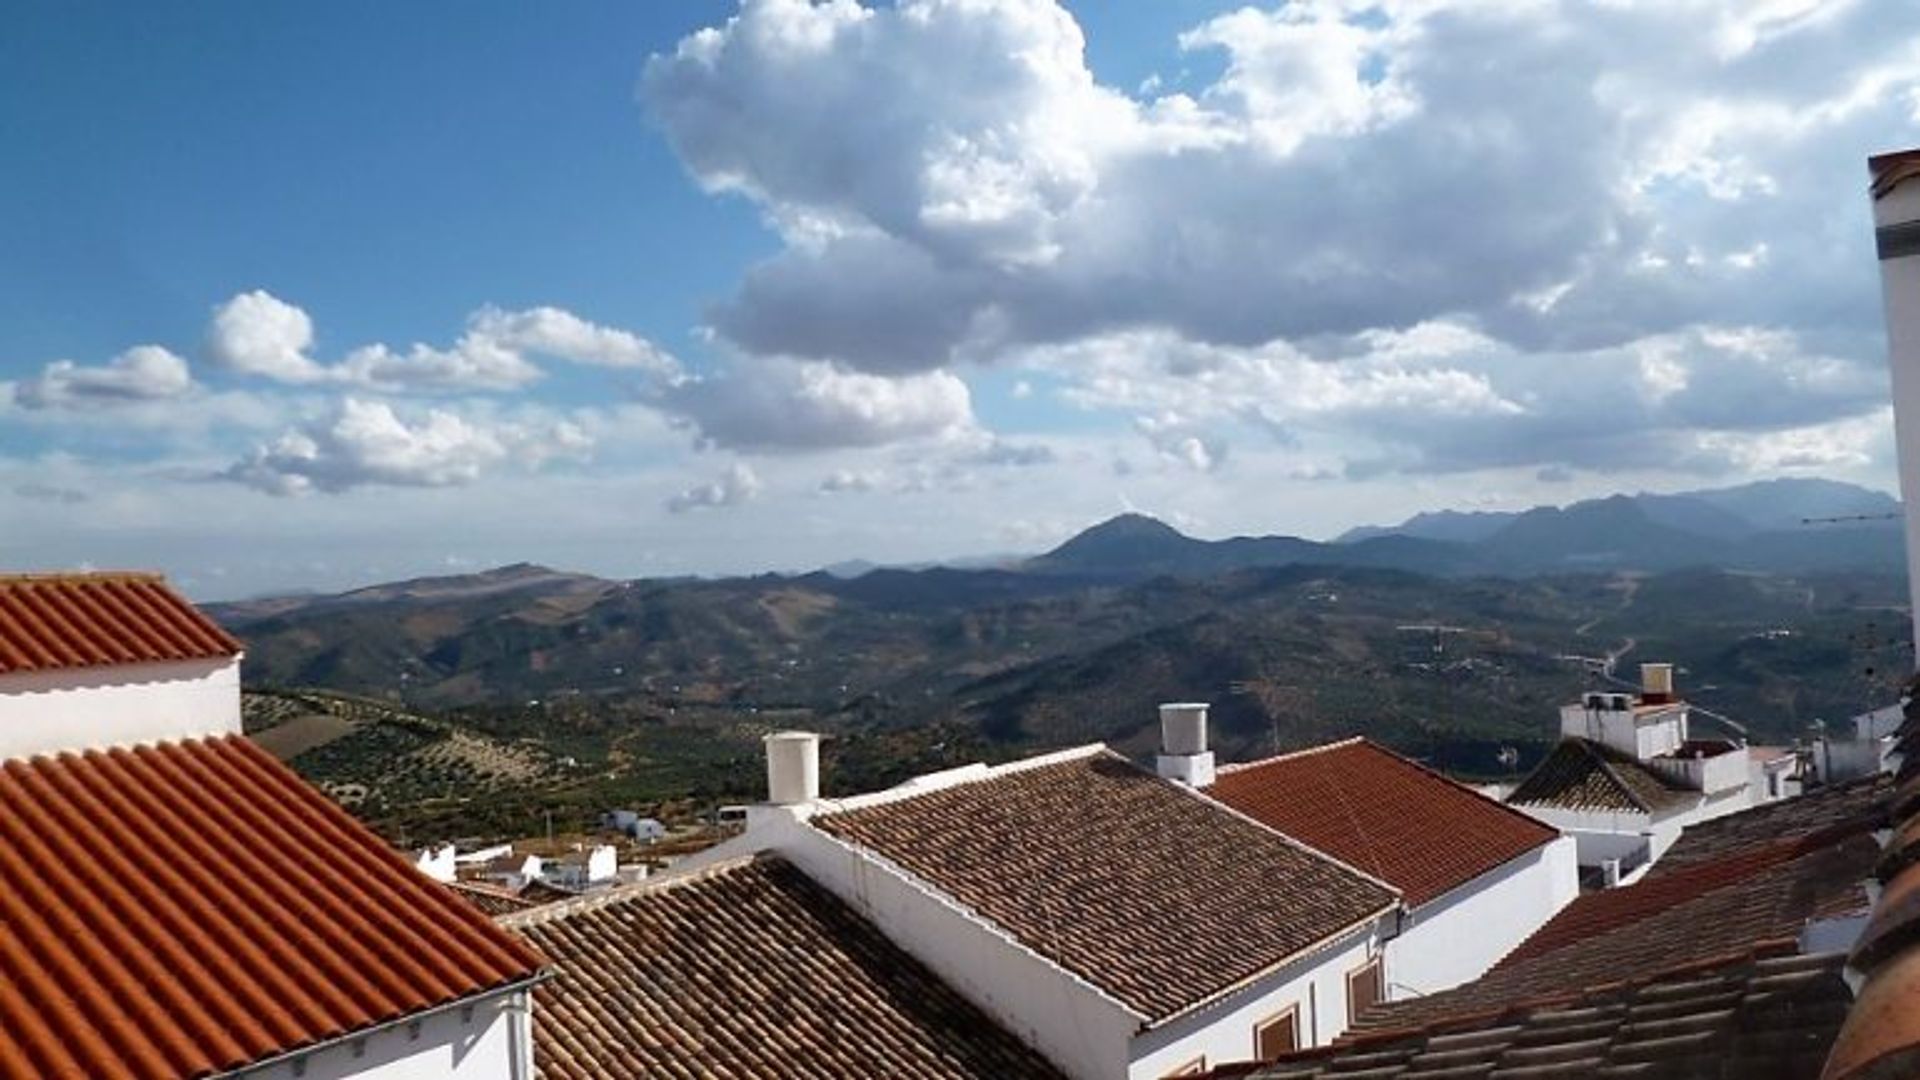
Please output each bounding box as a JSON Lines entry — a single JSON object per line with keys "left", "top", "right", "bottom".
{"left": 0, "top": 572, "right": 243, "bottom": 761}
{"left": 1206, "top": 732, "right": 1579, "bottom": 1001}
{"left": 0, "top": 572, "right": 544, "bottom": 1080}
{"left": 678, "top": 719, "right": 1409, "bottom": 1079}
{"left": 1507, "top": 663, "right": 1789, "bottom": 884}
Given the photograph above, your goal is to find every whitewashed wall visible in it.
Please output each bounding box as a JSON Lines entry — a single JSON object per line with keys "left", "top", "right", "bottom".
{"left": 1874, "top": 173, "right": 1920, "bottom": 657}
{"left": 0, "top": 656, "right": 241, "bottom": 760}
{"left": 238, "top": 988, "right": 531, "bottom": 1080}
{"left": 1385, "top": 836, "right": 1579, "bottom": 998}
{"left": 1127, "top": 928, "right": 1381, "bottom": 1079}
{"left": 712, "top": 807, "right": 1143, "bottom": 1080}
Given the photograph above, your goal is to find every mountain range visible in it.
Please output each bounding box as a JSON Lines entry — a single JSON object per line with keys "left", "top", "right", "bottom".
{"left": 1029, "top": 478, "right": 1902, "bottom": 580}
{"left": 215, "top": 476, "right": 1910, "bottom": 841}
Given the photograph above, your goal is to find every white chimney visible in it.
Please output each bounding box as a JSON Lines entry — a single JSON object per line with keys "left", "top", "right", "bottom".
{"left": 1156, "top": 702, "right": 1216, "bottom": 787}
{"left": 1640, "top": 663, "right": 1674, "bottom": 704}
{"left": 764, "top": 731, "right": 821, "bottom": 805}
{"left": 1871, "top": 149, "right": 1920, "bottom": 670}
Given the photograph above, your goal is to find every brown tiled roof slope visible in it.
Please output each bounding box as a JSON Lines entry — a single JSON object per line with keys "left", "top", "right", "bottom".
{"left": 0, "top": 735, "right": 544, "bottom": 1080}
{"left": 448, "top": 880, "right": 543, "bottom": 916}
{"left": 812, "top": 749, "right": 1400, "bottom": 1022}
{"left": 1507, "top": 737, "right": 1696, "bottom": 814}
{"left": 503, "top": 855, "right": 1065, "bottom": 1080}
{"left": 0, "top": 572, "right": 241, "bottom": 675}
{"left": 1822, "top": 679, "right": 1920, "bottom": 1079}
{"left": 1229, "top": 946, "right": 1850, "bottom": 1080}
{"left": 1363, "top": 780, "right": 1883, "bottom": 1032}
{"left": 1649, "top": 773, "right": 1890, "bottom": 877}
{"left": 1210, "top": 738, "right": 1558, "bottom": 907}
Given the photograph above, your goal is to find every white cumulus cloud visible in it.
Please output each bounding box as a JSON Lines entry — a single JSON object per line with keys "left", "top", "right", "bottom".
{"left": 226, "top": 398, "right": 591, "bottom": 495}
{"left": 205, "top": 290, "right": 681, "bottom": 393}
{"left": 667, "top": 462, "right": 761, "bottom": 513}
{"left": 11, "top": 345, "right": 194, "bottom": 409}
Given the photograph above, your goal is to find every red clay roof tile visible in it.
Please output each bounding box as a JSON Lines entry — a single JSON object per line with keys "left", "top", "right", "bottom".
{"left": 0, "top": 573, "right": 241, "bottom": 676}
{"left": 1208, "top": 738, "right": 1559, "bottom": 907}
{"left": 0, "top": 735, "right": 544, "bottom": 1079}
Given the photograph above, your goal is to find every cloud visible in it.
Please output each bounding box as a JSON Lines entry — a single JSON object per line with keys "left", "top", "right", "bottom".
{"left": 646, "top": 0, "right": 1920, "bottom": 377}
{"left": 667, "top": 462, "right": 761, "bottom": 513}
{"left": 965, "top": 437, "right": 1055, "bottom": 467}
{"left": 206, "top": 290, "right": 680, "bottom": 392}
{"left": 11, "top": 346, "right": 193, "bottom": 409}
{"left": 820, "top": 469, "right": 882, "bottom": 494}
{"left": 641, "top": 0, "right": 1919, "bottom": 490}
{"left": 226, "top": 398, "right": 590, "bottom": 495}
{"left": 659, "top": 356, "right": 975, "bottom": 451}
{"left": 13, "top": 483, "right": 88, "bottom": 505}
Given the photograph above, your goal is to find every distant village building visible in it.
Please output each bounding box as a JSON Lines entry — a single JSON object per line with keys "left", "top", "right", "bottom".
{"left": 0, "top": 572, "right": 544, "bottom": 1080}
{"left": 600, "top": 808, "right": 666, "bottom": 840}
{"left": 1506, "top": 663, "right": 1794, "bottom": 885}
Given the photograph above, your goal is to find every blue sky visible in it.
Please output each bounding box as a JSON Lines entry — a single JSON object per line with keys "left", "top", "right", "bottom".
{"left": 3, "top": 0, "right": 1917, "bottom": 597}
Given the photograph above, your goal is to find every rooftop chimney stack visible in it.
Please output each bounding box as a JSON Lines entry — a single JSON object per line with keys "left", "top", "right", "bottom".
{"left": 1155, "top": 702, "right": 1216, "bottom": 787}
{"left": 1871, "top": 149, "right": 1920, "bottom": 671}
{"left": 1640, "top": 663, "right": 1675, "bottom": 705}
{"left": 764, "top": 731, "right": 821, "bottom": 805}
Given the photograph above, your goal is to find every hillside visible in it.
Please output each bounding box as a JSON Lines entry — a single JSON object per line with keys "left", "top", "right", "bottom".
{"left": 224, "top": 554, "right": 1910, "bottom": 844}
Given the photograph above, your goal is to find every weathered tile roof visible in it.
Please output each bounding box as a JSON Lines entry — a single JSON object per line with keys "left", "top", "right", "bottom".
{"left": 0, "top": 734, "right": 544, "bottom": 1080}
{"left": 1228, "top": 946, "right": 1850, "bottom": 1080}
{"left": 1362, "top": 779, "right": 1883, "bottom": 1033}
{"left": 447, "top": 880, "right": 543, "bottom": 916}
{"left": 1822, "top": 685, "right": 1920, "bottom": 1079}
{"left": 0, "top": 572, "right": 241, "bottom": 675}
{"left": 1507, "top": 737, "right": 1696, "bottom": 814}
{"left": 1210, "top": 738, "right": 1558, "bottom": 907}
{"left": 811, "top": 748, "right": 1400, "bottom": 1023}
{"left": 1649, "top": 773, "right": 1889, "bottom": 877}
{"left": 503, "top": 854, "right": 1065, "bottom": 1080}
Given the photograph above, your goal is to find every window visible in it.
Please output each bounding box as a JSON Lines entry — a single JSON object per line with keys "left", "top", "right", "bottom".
{"left": 1347, "top": 957, "right": 1384, "bottom": 1025}
{"left": 1161, "top": 1056, "right": 1207, "bottom": 1077}
{"left": 1255, "top": 1005, "right": 1300, "bottom": 1060}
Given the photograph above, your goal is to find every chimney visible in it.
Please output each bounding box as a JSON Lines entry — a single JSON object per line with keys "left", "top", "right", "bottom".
{"left": 1155, "top": 702, "right": 1216, "bottom": 787}
{"left": 1871, "top": 148, "right": 1920, "bottom": 671}
{"left": 764, "top": 731, "right": 821, "bottom": 805}
{"left": 1639, "top": 663, "right": 1675, "bottom": 705}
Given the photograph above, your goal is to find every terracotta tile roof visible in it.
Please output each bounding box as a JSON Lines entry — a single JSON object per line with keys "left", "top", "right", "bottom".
{"left": 1209, "top": 738, "right": 1559, "bottom": 907}
{"left": 1230, "top": 946, "right": 1851, "bottom": 1080}
{"left": 0, "top": 735, "right": 545, "bottom": 1080}
{"left": 811, "top": 748, "right": 1400, "bottom": 1022}
{"left": 1507, "top": 737, "right": 1696, "bottom": 814}
{"left": 1822, "top": 689, "right": 1920, "bottom": 1078}
{"left": 0, "top": 573, "right": 241, "bottom": 675}
{"left": 504, "top": 854, "right": 1065, "bottom": 1080}
{"left": 447, "top": 880, "right": 543, "bottom": 916}
{"left": 1361, "top": 783, "right": 1882, "bottom": 1033}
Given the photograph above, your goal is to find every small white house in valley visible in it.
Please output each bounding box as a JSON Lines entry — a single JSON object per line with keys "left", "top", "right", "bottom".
{"left": 1507, "top": 663, "right": 1793, "bottom": 885}
{"left": 1207, "top": 734, "right": 1579, "bottom": 1001}
{"left": 0, "top": 572, "right": 545, "bottom": 1080}
{"left": 679, "top": 715, "right": 1410, "bottom": 1079}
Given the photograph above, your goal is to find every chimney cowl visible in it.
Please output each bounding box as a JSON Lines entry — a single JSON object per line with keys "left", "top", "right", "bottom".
{"left": 1640, "top": 663, "right": 1675, "bottom": 705}
{"left": 764, "top": 731, "right": 821, "bottom": 806}
{"left": 1156, "top": 702, "right": 1215, "bottom": 787}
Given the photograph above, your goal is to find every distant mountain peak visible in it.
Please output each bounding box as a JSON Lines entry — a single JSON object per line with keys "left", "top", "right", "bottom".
{"left": 1078, "top": 513, "right": 1186, "bottom": 540}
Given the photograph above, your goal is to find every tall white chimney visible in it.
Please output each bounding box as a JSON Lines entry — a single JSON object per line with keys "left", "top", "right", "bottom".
{"left": 764, "top": 731, "right": 821, "bottom": 805}
{"left": 1871, "top": 149, "right": 1920, "bottom": 670}
{"left": 1155, "top": 702, "right": 1216, "bottom": 787}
